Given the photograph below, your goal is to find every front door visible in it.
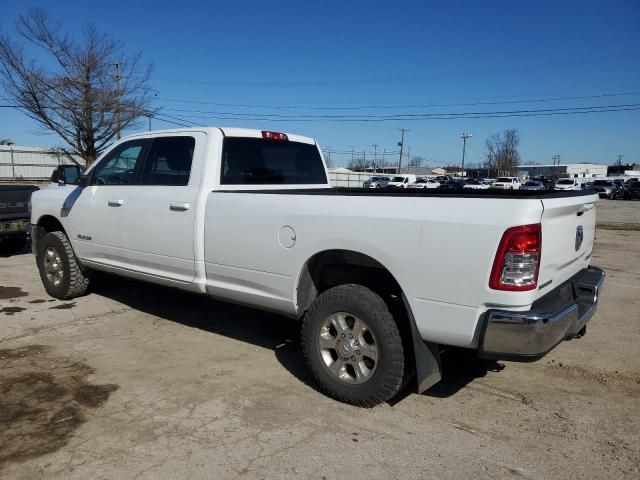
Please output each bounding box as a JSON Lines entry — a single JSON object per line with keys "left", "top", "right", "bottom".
{"left": 67, "top": 139, "right": 147, "bottom": 268}
{"left": 123, "top": 133, "right": 204, "bottom": 282}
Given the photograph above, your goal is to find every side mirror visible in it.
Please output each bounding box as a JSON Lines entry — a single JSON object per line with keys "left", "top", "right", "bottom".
{"left": 51, "top": 165, "right": 85, "bottom": 186}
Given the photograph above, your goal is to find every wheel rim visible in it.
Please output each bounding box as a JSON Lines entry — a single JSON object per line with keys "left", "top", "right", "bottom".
{"left": 43, "top": 246, "right": 64, "bottom": 287}
{"left": 318, "top": 312, "right": 379, "bottom": 384}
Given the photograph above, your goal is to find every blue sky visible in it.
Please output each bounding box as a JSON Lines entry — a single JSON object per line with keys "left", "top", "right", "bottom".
{"left": 1, "top": 0, "right": 639, "bottom": 168}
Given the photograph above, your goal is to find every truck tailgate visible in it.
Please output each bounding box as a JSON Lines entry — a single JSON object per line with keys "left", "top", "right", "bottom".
{"left": 538, "top": 193, "right": 599, "bottom": 293}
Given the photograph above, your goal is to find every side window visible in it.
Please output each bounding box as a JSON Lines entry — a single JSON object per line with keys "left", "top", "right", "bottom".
{"left": 92, "top": 140, "right": 146, "bottom": 185}
{"left": 140, "top": 136, "right": 195, "bottom": 186}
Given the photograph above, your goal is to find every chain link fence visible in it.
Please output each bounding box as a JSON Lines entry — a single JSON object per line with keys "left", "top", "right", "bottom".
{"left": 0, "top": 145, "right": 83, "bottom": 181}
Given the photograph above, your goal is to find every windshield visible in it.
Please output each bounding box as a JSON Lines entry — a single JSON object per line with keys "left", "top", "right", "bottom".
{"left": 557, "top": 179, "right": 574, "bottom": 185}
{"left": 390, "top": 176, "right": 405, "bottom": 182}
{"left": 524, "top": 181, "right": 540, "bottom": 186}
{"left": 496, "top": 177, "right": 511, "bottom": 182}
{"left": 593, "top": 180, "right": 611, "bottom": 186}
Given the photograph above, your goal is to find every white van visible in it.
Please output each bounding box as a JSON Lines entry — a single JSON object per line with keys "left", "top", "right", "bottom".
{"left": 386, "top": 174, "right": 417, "bottom": 188}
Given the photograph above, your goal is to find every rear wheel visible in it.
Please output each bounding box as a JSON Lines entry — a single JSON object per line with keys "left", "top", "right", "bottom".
{"left": 36, "top": 231, "right": 90, "bottom": 299}
{"left": 301, "top": 284, "right": 405, "bottom": 407}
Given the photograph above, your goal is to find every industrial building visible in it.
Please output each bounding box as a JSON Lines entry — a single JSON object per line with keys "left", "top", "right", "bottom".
{"left": 516, "top": 163, "right": 608, "bottom": 179}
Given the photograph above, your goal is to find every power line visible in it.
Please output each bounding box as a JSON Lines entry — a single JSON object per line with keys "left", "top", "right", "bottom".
{"left": 151, "top": 90, "right": 640, "bottom": 111}
{"left": 143, "top": 103, "right": 640, "bottom": 122}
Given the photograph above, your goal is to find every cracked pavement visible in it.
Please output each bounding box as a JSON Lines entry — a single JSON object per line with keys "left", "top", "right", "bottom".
{"left": 0, "top": 199, "right": 639, "bottom": 479}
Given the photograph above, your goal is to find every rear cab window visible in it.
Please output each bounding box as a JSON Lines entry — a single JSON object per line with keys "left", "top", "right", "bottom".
{"left": 220, "top": 137, "right": 327, "bottom": 185}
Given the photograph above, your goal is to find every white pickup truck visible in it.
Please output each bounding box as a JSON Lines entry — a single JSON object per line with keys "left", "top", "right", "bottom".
{"left": 29, "top": 127, "right": 605, "bottom": 406}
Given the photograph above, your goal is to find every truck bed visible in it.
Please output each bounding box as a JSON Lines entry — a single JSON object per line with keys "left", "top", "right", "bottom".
{"left": 215, "top": 187, "right": 595, "bottom": 199}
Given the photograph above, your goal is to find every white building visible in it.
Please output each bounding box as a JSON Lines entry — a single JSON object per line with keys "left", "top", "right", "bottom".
{"left": 0, "top": 145, "right": 82, "bottom": 181}
{"left": 517, "top": 163, "right": 608, "bottom": 179}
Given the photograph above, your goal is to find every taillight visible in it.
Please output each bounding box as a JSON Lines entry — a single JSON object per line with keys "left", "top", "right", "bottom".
{"left": 489, "top": 223, "right": 541, "bottom": 291}
{"left": 262, "top": 131, "right": 288, "bottom": 141}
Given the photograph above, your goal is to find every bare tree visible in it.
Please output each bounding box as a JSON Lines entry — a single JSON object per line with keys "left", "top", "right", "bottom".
{"left": 348, "top": 153, "right": 370, "bottom": 172}
{"left": 408, "top": 155, "right": 424, "bottom": 168}
{"left": 485, "top": 129, "right": 521, "bottom": 176}
{"left": 0, "top": 8, "right": 154, "bottom": 165}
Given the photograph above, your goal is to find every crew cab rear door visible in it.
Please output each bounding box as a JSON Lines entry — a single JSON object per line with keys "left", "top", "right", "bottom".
{"left": 537, "top": 192, "right": 599, "bottom": 293}
{"left": 123, "top": 133, "right": 206, "bottom": 282}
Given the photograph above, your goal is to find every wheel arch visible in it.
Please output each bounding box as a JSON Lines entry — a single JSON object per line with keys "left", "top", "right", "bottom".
{"left": 295, "top": 248, "right": 404, "bottom": 318}
{"left": 33, "top": 215, "right": 67, "bottom": 254}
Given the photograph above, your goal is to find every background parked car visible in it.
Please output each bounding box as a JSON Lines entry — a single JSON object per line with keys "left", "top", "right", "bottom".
{"left": 521, "top": 180, "right": 546, "bottom": 191}
{"left": 591, "top": 179, "right": 617, "bottom": 199}
{"left": 0, "top": 184, "right": 39, "bottom": 253}
{"left": 554, "top": 178, "right": 581, "bottom": 191}
{"left": 435, "top": 175, "right": 453, "bottom": 183}
{"left": 363, "top": 176, "right": 391, "bottom": 188}
{"left": 492, "top": 177, "right": 522, "bottom": 190}
{"left": 619, "top": 181, "right": 640, "bottom": 200}
{"left": 438, "top": 179, "right": 467, "bottom": 191}
{"left": 409, "top": 178, "right": 440, "bottom": 189}
{"left": 462, "top": 179, "right": 491, "bottom": 190}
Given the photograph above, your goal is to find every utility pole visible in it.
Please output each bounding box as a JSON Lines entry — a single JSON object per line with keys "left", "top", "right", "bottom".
{"left": 460, "top": 133, "right": 472, "bottom": 178}
{"left": 114, "top": 62, "right": 122, "bottom": 139}
{"left": 372, "top": 144, "right": 378, "bottom": 173}
{"left": 552, "top": 154, "right": 561, "bottom": 179}
{"left": 397, "top": 128, "right": 409, "bottom": 173}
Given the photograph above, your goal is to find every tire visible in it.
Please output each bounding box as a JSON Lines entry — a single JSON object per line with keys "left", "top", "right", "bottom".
{"left": 36, "top": 231, "right": 89, "bottom": 299}
{"left": 301, "top": 284, "right": 405, "bottom": 407}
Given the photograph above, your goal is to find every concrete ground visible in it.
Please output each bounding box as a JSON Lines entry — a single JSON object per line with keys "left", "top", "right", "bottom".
{"left": 0, "top": 199, "right": 638, "bottom": 479}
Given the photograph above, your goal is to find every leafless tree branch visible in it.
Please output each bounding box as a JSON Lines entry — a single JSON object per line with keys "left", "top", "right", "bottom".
{"left": 0, "top": 7, "right": 155, "bottom": 165}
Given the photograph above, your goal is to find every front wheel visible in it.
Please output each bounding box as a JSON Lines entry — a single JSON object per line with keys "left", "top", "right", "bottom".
{"left": 36, "top": 231, "right": 90, "bottom": 299}
{"left": 301, "top": 284, "right": 405, "bottom": 407}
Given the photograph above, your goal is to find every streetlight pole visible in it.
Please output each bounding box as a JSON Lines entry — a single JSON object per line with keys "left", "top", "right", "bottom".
{"left": 372, "top": 144, "right": 378, "bottom": 173}
{"left": 460, "top": 133, "right": 472, "bottom": 178}
{"left": 397, "top": 129, "right": 409, "bottom": 173}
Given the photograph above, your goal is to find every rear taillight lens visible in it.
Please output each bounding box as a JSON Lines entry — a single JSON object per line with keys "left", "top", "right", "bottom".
{"left": 490, "top": 223, "right": 541, "bottom": 291}
{"left": 262, "top": 131, "right": 288, "bottom": 141}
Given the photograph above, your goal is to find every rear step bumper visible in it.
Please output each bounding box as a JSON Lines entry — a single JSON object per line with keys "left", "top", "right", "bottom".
{"left": 479, "top": 266, "right": 605, "bottom": 361}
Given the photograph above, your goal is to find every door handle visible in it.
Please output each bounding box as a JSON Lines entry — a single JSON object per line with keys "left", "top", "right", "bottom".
{"left": 170, "top": 202, "right": 190, "bottom": 211}
{"left": 577, "top": 203, "right": 595, "bottom": 216}
{"left": 108, "top": 199, "right": 124, "bottom": 207}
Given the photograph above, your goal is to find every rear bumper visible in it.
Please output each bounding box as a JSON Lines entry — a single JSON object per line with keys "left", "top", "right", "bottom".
{"left": 479, "top": 266, "right": 605, "bottom": 361}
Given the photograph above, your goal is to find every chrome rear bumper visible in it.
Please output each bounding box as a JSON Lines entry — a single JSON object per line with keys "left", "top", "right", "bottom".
{"left": 479, "top": 266, "right": 605, "bottom": 361}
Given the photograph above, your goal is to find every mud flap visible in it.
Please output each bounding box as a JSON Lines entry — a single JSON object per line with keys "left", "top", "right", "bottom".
{"left": 402, "top": 294, "right": 442, "bottom": 393}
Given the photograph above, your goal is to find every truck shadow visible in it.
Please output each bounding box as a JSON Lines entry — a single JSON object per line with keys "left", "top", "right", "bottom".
{"left": 89, "top": 273, "right": 504, "bottom": 403}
